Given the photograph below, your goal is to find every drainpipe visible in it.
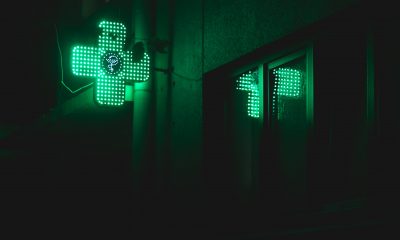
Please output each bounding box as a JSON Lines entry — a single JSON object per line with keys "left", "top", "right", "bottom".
{"left": 154, "top": 0, "right": 173, "bottom": 194}
{"left": 131, "top": 0, "right": 154, "bottom": 192}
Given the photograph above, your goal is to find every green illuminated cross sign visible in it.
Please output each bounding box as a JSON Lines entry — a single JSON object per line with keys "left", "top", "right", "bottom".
{"left": 71, "top": 20, "right": 150, "bottom": 106}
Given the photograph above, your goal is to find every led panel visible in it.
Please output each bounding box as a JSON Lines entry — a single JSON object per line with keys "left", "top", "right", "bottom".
{"left": 72, "top": 46, "right": 99, "bottom": 77}
{"left": 236, "top": 71, "right": 260, "bottom": 118}
{"left": 71, "top": 20, "right": 150, "bottom": 106}
{"left": 124, "top": 51, "right": 150, "bottom": 82}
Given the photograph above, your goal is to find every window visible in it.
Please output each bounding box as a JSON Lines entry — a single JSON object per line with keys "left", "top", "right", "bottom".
{"left": 236, "top": 69, "right": 261, "bottom": 119}
{"left": 229, "top": 45, "right": 313, "bottom": 204}
{"left": 203, "top": 43, "right": 313, "bottom": 209}
{"left": 232, "top": 46, "right": 313, "bottom": 124}
{"left": 264, "top": 47, "right": 313, "bottom": 211}
{"left": 267, "top": 48, "right": 313, "bottom": 126}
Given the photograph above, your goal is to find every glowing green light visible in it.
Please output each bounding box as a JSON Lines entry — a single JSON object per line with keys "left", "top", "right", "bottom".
{"left": 236, "top": 71, "right": 260, "bottom": 118}
{"left": 271, "top": 67, "right": 303, "bottom": 117}
{"left": 71, "top": 20, "right": 150, "bottom": 106}
{"left": 272, "top": 68, "right": 302, "bottom": 97}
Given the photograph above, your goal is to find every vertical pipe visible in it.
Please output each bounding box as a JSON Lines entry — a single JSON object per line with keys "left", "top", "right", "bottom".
{"left": 131, "top": 0, "right": 154, "bottom": 191}
{"left": 154, "top": 0, "right": 173, "bottom": 193}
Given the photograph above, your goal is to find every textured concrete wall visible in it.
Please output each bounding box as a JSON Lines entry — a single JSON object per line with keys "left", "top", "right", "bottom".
{"left": 204, "top": 0, "right": 358, "bottom": 72}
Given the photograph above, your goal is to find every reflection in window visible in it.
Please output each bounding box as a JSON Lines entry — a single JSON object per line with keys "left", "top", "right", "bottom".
{"left": 270, "top": 57, "right": 306, "bottom": 122}
{"left": 236, "top": 70, "right": 260, "bottom": 118}
{"left": 267, "top": 53, "right": 310, "bottom": 208}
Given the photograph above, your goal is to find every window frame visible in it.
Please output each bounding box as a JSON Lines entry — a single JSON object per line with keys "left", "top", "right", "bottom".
{"left": 231, "top": 42, "right": 314, "bottom": 128}
{"left": 265, "top": 45, "right": 314, "bottom": 128}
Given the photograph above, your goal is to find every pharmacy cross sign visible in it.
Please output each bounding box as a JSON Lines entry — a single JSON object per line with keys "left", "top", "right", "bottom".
{"left": 71, "top": 20, "right": 150, "bottom": 106}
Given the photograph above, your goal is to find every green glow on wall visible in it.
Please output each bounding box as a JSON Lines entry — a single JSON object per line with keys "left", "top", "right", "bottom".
{"left": 236, "top": 71, "right": 260, "bottom": 118}
{"left": 71, "top": 20, "right": 150, "bottom": 106}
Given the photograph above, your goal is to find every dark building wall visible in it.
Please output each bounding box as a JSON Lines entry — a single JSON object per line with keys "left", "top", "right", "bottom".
{"left": 167, "top": 0, "right": 372, "bottom": 236}
{"left": 203, "top": 0, "right": 358, "bottom": 72}
{"left": 1, "top": 1, "right": 63, "bottom": 126}
{"left": 168, "top": 0, "right": 362, "bottom": 197}
{"left": 168, "top": 0, "right": 359, "bottom": 191}
{"left": 194, "top": 0, "right": 399, "bottom": 238}
{"left": 1, "top": 1, "right": 136, "bottom": 237}
{"left": 368, "top": 6, "right": 400, "bottom": 214}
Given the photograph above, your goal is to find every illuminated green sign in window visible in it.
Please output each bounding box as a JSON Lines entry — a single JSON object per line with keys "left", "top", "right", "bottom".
{"left": 71, "top": 20, "right": 150, "bottom": 106}
{"left": 271, "top": 67, "right": 304, "bottom": 120}
{"left": 236, "top": 71, "right": 260, "bottom": 118}
{"left": 272, "top": 68, "right": 302, "bottom": 97}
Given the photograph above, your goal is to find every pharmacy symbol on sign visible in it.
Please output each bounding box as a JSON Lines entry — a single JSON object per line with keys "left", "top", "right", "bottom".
{"left": 106, "top": 54, "right": 119, "bottom": 72}
{"left": 102, "top": 52, "right": 122, "bottom": 74}
{"left": 71, "top": 20, "right": 150, "bottom": 106}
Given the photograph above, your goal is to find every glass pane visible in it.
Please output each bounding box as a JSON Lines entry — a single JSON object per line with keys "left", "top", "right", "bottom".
{"left": 230, "top": 68, "right": 262, "bottom": 191}
{"left": 271, "top": 56, "right": 306, "bottom": 123}
{"left": 268, "top": 55, "right": 308, "bottom": 208}
{"left": 236, "top": 69, "right": 260, "bottom": 118}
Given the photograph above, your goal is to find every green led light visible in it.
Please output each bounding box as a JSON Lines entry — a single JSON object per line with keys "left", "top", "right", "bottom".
{"left": 271, "top": 67, "right": 303, "bottom": 117}
{"left": 71, "top": 20, "right": 150, "bottom": 106}
{"left": 272, "top": 68, "right": 302, "bottom": 97}
{"left": 236, "top": 71, "right": 260, "bottom": 118}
